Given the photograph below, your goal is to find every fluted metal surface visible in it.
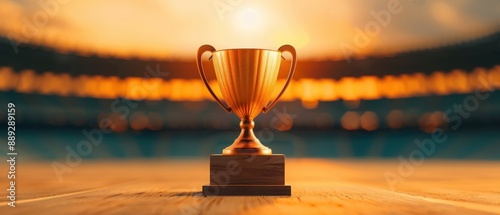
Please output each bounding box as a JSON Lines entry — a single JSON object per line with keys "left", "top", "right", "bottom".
{"left": 212, "top": 49, "right": 281, "bottom": 120}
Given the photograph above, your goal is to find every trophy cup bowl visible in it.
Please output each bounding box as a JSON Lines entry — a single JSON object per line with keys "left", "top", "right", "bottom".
{"left": 197, "top": 45, "right": 296, "bottom": 155}
{"left": 197, "top": 44, "right": 296, "bottom": 196}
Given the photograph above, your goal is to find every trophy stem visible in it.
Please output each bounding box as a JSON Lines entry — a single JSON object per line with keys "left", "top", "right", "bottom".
{"left": 222, "top": 117, "right": 272, "bottom": 155}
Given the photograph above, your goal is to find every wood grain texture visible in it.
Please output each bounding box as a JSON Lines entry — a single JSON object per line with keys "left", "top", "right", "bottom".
{"left": 209, "top": 154, "right": 285, "bottom": 185}
{"left": 1, "top": 159, "right": 500, "bottom": 215}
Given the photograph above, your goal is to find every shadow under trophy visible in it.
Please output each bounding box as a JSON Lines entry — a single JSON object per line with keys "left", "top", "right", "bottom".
{"left": 197, "top": 44, "right": 297, "bottom": 196}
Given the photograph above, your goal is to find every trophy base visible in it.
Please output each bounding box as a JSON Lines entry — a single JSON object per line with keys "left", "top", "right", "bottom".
{"left": 202, "top": 185, "right": 291, "bottom": 196}
{"left": 202, "top": 154, "right": 291, "bottom": 196}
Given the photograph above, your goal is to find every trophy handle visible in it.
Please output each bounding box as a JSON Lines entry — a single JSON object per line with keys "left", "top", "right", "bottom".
{"left": 262, "top": 44, "right": 297, "bottom": 113}
{"left": 197, "top": 45, "right": 232, "bottom": 113}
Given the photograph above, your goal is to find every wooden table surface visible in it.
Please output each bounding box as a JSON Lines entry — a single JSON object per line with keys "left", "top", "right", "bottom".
{"left": 1, "top": 159, "right": 500, "bottom": 215}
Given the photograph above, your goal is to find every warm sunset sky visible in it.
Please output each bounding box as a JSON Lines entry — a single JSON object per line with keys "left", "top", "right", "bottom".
{"left": 1, "top": 0, "right": 499, "bottom": 59}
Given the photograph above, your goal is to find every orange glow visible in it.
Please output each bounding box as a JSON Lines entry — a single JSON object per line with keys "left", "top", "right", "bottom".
{"left": 302, "top": 100, "right": 319, "bottom": 109}
{"left": 358, "top": 76, "right": 380, "bottom": 100}
{"left": 274, "top": 79, "right": 295, "bottom": 101}
{"left": 379, "top": 75, "right": 406, "bottom": 98}
{"left": 335, "top": 77, "right": 357, "bottom": 100}
{"left": 386, "top": 110, "right": 405, "bottom": 129}
{"left": 429, "top": 71, "right": 448, "bottom": 95}
{"left": 39, "top": 72, "right": 62, "bottom": 95}
{"left": 0, "top": 67, "right": 16, "bottom": 91}
{"left": 2, "top": 1, "right": 497, "bottom": 60}
{"left": 409, "top": 73, "right": 429, "bottom": 96}
{"left": 419, "top": 111, "right": 446, "bottom": 133}
{"left": 16, "top": 70, "right": 38, "bottom": 93}
{"left": 98, "top": 76, "right": 121, "bottom": 99}
{"left": 360, "top": 111, "right": 379, "bottom": 131}
{"left": 273, "top": 113, "right": 294, "bottom": 131}
{"left": 341, "top": 111, "right": 360, "bottom": 130}
{"left": 446, "top": 69, "right": 470, "bottom": 93}
{"left": 318, "top": 79, "right": 337, "bottom": 101}
{"left": 130, "top": 112, "right": 149, "bottom": 131}
{"left": 469, "top": 67, "right": 493, "bottom": 92}
{"left": 491, "top": 66, "right": 500, "bottom": 88}
{"left": 300, "top": 79, "right": 320, "bottom": 109}
{"left": 99, "top": 113, "right": 128, "bottom": 132}
{"left": 1, "top": 66, "right": 500, "bottom": 109}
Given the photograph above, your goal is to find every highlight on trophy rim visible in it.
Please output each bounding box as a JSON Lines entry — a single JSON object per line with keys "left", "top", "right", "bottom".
{"left": 196, "top": 44, "right": 297, "bottom": 155}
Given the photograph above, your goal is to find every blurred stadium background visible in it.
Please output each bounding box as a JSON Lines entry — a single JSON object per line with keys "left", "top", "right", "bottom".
{"left": 0, "top": 0, "right": 499, "bottom": 160}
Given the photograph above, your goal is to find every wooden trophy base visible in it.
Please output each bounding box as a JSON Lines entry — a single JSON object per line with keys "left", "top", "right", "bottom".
{"left": 202, "top": 154, "right": 291, "bottom": 196}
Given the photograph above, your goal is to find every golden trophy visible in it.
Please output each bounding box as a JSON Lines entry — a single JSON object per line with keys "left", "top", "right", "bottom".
{"left": 197, "top": 44, "right": 296, "bottom": 195}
